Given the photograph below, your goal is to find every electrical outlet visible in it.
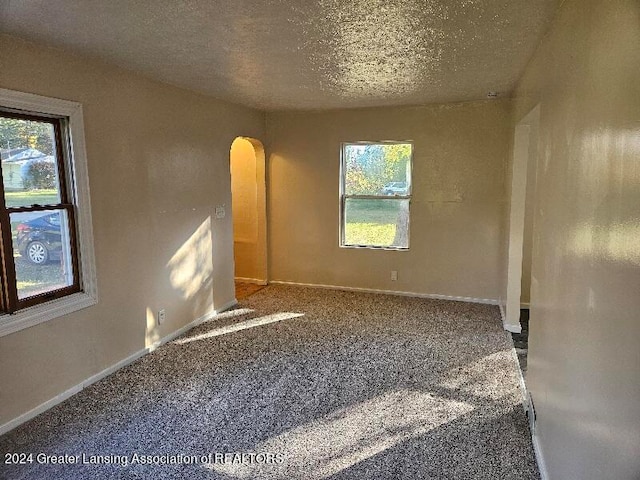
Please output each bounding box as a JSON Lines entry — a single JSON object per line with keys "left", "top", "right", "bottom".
{"left": 158, "top": 309, "right": 166, "bottom": 325}
{"left": 215, "top": 205, "right": 225, "bottom": 219}
{"left": 391, "top": 270, "right": 398, "bottom": 281}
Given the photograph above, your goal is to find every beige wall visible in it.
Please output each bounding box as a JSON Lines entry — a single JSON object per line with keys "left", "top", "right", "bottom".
{"left": 230, "top": 137, "right": 266, "bottom": 281}
{"left": 512, "top": 0, "right": 640, "bottom": 478}
{"left": 0, "top": 34, "right": 264, "bottom": 426}
{"left": 267, "top": 101, "right": 511, "bottom": 301}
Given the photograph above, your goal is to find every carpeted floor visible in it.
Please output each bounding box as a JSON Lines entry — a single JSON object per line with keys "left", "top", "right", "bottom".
{"left": 0, "top": 285, "right": 539, "bottom": 480}
{"left": 235, "top": 282, "right": 266, "bottom": 300}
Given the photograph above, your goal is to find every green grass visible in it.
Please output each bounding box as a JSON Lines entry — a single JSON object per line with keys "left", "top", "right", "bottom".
{"left": 345, "top": 223, "right": 396, "bottom": 246}
{"left": 346, "top": 198, "right": 401, "bottom": 222}
{"left": 14, "top": 255, "right": 67, "bottom": 299}
{"left": 5, "top": 189, "right": 59, "bottom": 208}
{"left": 5, "top": 189, "right": 60, "bottom": 236}
{"left": 344, "top": 199, "right": 402, "bottom": 247}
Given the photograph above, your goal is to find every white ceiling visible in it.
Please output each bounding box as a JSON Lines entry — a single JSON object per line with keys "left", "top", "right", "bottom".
{"left": 0, "top": 0, "right": 560, "bottom": 111}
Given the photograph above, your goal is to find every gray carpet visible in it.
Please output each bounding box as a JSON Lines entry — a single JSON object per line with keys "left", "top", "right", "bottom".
{"left": 0, "top": 285, "right": 539, "bottom": 480}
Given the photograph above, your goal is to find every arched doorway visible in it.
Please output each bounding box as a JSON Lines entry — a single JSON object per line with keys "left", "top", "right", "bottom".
{"left": 230, "top": 137, "right": 267, "bottom": 297}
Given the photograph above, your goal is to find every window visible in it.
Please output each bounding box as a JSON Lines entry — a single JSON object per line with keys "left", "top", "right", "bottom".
{"left": 0, "top": 89, "right": 97, "bottom": 337}
{"left": 340, "top": 142, "right": 412, "bottom": 249}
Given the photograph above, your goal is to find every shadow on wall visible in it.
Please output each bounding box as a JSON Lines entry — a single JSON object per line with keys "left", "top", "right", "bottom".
{"left": 145, "top": 217, "right": 214, "bottom": 348}
{"left": 166, "top": 217, "right": 213, "bottom": 300}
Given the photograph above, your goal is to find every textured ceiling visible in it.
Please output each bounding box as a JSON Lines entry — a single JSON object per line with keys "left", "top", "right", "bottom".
{"left": 0, "top": 0, "right": 560, "bottom": 111}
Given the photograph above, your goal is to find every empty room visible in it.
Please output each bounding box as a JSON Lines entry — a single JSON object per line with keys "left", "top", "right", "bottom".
{"left": 0, "top": 1, "right": 638, "bottom": 479}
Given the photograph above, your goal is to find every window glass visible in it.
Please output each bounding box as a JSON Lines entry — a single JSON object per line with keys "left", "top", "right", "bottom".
{"left": 0, "top": 111, "right": 79, "bottom": 311}
{"left": 11, "top": 210, "right": 74, "bottom": 299}
{"left": 343, "top": 143, "right": 411, "bottom": 196}
{"left": 344, "top": 198, "right": 410, "bottom": 248}
{"left": 341, "top": 142, "right": 412, "bottom": 249}
{"left": 0, "top": 117, "right": 62, "bottom": 207}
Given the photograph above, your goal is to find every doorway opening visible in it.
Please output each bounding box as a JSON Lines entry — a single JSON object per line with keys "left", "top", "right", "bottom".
{"left": 505, "top": 105, "right": 540, "bottom": 337}
{"left": 230, "top": 137, "right": 267, "bottom": 299}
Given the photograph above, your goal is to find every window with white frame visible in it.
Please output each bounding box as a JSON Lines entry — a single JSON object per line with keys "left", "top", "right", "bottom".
{"left": 340, "top": 142, "right": 412, "bottom": 249}
{"left": 0, "top": 88, "right": 97, "bottom": 337}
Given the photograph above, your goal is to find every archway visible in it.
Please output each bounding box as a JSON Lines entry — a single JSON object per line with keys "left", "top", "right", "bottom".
{"left": 229, "top": 137, "right": 267, "bottom": 296}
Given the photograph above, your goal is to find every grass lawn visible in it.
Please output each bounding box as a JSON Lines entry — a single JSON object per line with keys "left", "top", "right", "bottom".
{"left": 345, "top": 223, "right": 396, "bottom": 246}
{"left": 6, "top": 189, "right": 60, "bottom": 236}
{"left": 344, "top": 199, "right": 403, "bottom": 247}
{"left": 14, "top": 255, "right": 67, "bottom": 299}
{"left": 5, "top": 188, "right": 59, "bottom": 208}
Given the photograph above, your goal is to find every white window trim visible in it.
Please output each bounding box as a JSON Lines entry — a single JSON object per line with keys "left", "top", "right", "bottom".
{"left": 0, "top": 88, "right": 98, "bottom": 337}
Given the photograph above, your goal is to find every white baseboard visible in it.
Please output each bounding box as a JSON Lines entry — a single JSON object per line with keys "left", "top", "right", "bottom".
{"left": 0, "top": 384, "right": 84, "bottom": 437}
{"left": 500, "top": 299, "right": 522, "bottom": 333}
{"left": 269, "top": 280, "right": 499, "bottom": 305}
{"left": 499, "top": 303, "right": 507, "bottom": 323}
{"left": 0, "top": 299, "right": 238, "bottom": 436}
{"left": 502, "top": 302, "right": 522, "bottom": 332}
{"left": 505, "top": 331, "right": 547, "bottom": 479}
{"left": 0, "top": 346, "right": 145, "bottom": 436}
{"left": 504, "top": 322, "right": 522, "bottom": 334}
{"left": 145, "top": 301, "right": 237, "bottom": 352}
{"left": 214, "top": 299, "right": 239, "bottom": 315}
{"left": 235, "top": 277, "right": 268, "bottom": 286}
{"left": 532, "top": 432, "right": 549, "bottom": 480}
{"left": 505, "top": 331, "right": 528, "bottom": 403}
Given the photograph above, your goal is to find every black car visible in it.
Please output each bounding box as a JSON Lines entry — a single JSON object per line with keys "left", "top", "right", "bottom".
{"left": 16, "top": 213, "right": 62, "bottom": 265}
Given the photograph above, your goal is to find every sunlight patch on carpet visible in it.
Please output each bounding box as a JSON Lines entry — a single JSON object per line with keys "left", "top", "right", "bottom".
{"left": 174, "top": 312, "right": 305, "bottom": 345}
{"left": 209, "top": 389, "right": 474, "bottom": 479}
{"left": 439, "top": 350, "right": 519, "bottom": 401}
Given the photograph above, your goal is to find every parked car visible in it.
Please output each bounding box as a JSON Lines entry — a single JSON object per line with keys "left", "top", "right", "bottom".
{"left": 16, "top": 213, "right": 62, "bottom": 265}
{"left": 382, "top": 181, "right": 408, "bottom": 195}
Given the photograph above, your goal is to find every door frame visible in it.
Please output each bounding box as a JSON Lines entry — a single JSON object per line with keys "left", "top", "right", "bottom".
{"left": 504, "top": 105, "right": 540, "bottom": 332}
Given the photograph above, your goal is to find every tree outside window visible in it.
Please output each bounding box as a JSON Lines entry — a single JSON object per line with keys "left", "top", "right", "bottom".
{"left": 340, "top": 142, "right": 412, "bottom": 249}
{"left": 0, "top": 112, "right": 79, "bottom": 311}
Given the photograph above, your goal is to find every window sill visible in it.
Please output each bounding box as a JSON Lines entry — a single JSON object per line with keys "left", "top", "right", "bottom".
{"left": 340, "top": 244, "right": 410, "bottom": 251}
{"left": 0, "top": 291, "right": 97, "bottom": 337}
